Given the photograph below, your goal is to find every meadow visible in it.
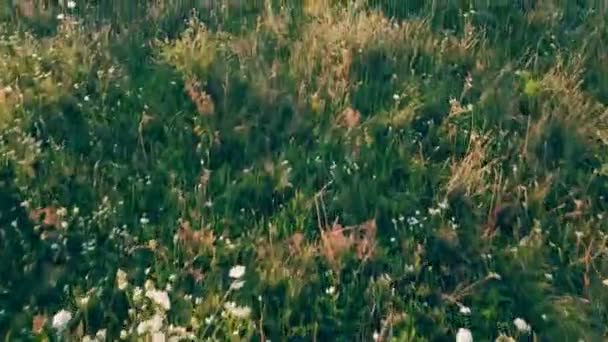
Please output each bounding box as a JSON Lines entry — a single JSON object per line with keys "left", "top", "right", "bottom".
{"left": 1, "top": 1, "right": 608, "bottom": 341}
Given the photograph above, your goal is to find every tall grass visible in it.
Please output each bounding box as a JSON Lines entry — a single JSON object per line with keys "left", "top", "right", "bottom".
{"left": 1, "top": 0, "right": 607, "bottom": 340}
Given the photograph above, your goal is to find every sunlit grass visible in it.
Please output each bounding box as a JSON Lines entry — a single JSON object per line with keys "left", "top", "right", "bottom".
{"left": 1, "top": 1, "right": 607, "bottom": 341}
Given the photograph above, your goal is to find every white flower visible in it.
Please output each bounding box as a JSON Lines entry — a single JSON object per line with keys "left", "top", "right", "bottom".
{"left": 57, "top": 13, "right": 66, "bottom": 20}
{"left": 428, "top": 207, "right": 441, "bottom": 216}
{"left": 146, "top": 289, "right": 171, "bottom": 311}
{"left": 95, "top": 329, "right": 107, "bottom": 340}
{"left": 120, "top": 330, "right": 128, "bottom": 339}
{"left": 133, "top": 286, "right": 144, "bottom": 302}
{"left": 82, "top": 336, "right": 95, "bottom": 342}
{"left": 67, "top": 0, "right": 76, "bottom": 9}
{"left": 459, "top": 305, "right": 471, "bottom": 315}
{"left": 52, "top": 309, "right": 72, "bottom": 330}
{"left": 151, "top": 332, "right": 165, "bottom": 342}
{"left": 513, "top": 318, "right": 531, "bottom": 333}
{"left": 456, "top": 328, "right": 473, "bottom": 342}
{"left": 229, "top": 265, "right": 246, "bottom": 279}
{"left": 116, "top": 269, "right": 128, "bottom": 290}
{"left": 372, "top": 331, "right": 380, "bottom": 341}
{"left": 140, "top": 216, "right": 150, "bottom": 225}
{"left": 78, "top": 296, "right": 90, "bottom": 308}
{"left": 84, "top": 95, "right": 90, "bottom": 102}
{"left": 488, "top": 272, "right": 502, "bottom": 280}
{"left": 392, "top": 94, "right": 400, "bottom": 100}
{"left": 407, "top": 216, "right": 419, "bottom": 226}
{"left": 223, "top": 301, "right": 251, "bottom": 319}
{"left": 602, "top": 279, "right": 608, "bottom": 287}
{"left": 137, "top": 314, "right": 164, "bottom": 335}
{"left": 230, "top": 280, "right": 245, "bottom": 290}
{"left": 325, "top": 286, "right": 336, "bottom": 295}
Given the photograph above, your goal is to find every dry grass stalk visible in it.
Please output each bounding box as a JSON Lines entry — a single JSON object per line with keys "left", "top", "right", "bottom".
{"left": 447, "top": 133, "right": 494, "bottom": 197}
{"left": 185, "top": 80, "right": 215, "bottom": 116}
{"left": 177, "top": 219, "right": 215, "bottom": 256}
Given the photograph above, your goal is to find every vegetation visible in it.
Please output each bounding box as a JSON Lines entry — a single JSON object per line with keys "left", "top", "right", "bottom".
{"left": 1, "top": 1, "right": 608, "bottom": 340}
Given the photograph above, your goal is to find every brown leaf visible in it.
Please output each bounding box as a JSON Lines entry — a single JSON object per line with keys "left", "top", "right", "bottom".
{"left": 355, "top": 219, "right": 377, "bottom": 261}
{"left": 32, "top": 314, "right": 47, "bottom": 334}
{"left": 29, "top": 207, "right": 60, "bottom": 228}
{"left": 288, "top": 232, "right": 305, "bottom": 255}
{"left": 341, "top": 107, "right": 360, "bottom": 129}
{"left": 320, "top": 223, "right": 354, "bottom": 269}
{"left": 565, "top": 198, "right": 587, "bottom": 219}
{"left": 177, "top": 219, "right": 215, "bottom": 256}
{"left": 185, "top": 80, "right": 215, "bottom": 116}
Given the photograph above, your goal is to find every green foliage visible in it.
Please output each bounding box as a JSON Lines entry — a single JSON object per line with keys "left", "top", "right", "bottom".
{"left": 1, "top": 0, "right": 608, "bottom": 341}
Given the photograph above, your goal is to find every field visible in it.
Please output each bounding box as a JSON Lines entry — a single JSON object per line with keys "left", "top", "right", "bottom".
{"left": 1, "top": 1, "right": 608, "bottom": 341}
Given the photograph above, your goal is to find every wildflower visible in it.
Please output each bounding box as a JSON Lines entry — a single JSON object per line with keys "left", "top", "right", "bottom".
{"left": 544, "top": 273, "right": 553, "bottom": 281}
{"left": 456, "top": 328, "right": 473, "bottom": 342}
{"left": 325, "top": 286, "right": 336, "bottom": 295}
{"left": 407, "top": 217, "right": 419, "bottom": 226}
{"left": 152, "top": 332, "right": 165, "bottom": 342}
{"left": 513, "top": 318, "right": 531, "bottom": 333}
{"left": 229, "top": 265, "right": 246, "bottom": 279}
{"left": 84, "top": 95, "right": 90, "bottom": 102}
{"left": 459, "top": 306, "right": 471, "bottom": 315}
{"left": 488, "top": 272, "right": 502, "bottom": 280}
{"left": 145, "top": 289, "right": 171, "bottom": 311}
{"left": 78, "top": 296, "right": 90, "bottom": 308}
{"left": 392, "top": 94, "right": 400, "bottom": 101}
{"left": 57, "top": 13, "right": 65, "bottom": 20}
{"left": 204, "top": 316, "right": 214, "bottom": 325}
{"left": 140, "top": 216, "right": 150, "bottom": 225}
{"left": 52, "top": 310, "right": 72, "bottom": 331}
{"left": 230, "top": 280, "right": 245, "bottom": 290}
{"left": 116, "top": 269, "right": 128, "bottom": 290}
{"left": 428, "top": 207, "right": 441, "bottom": 216}
{"left": 223, "top": 302, "right": 251, "bottom": 319}
{"left": 67, "top": 1, "right": 76, "bottom": 9}
{"left": 132, "top": 287, "right": 143, "bottom": 302}
{"left": 95, "top": 329, "right": 107, "bottom": 340}
{"left": 120, "top": 330, "right": 128, "bottom": 339}
{"left": 601, "top": 278, "right": 608, "bottom": 287}
{"left": 372, "top": 331, "right": 380, "bottom": 341}
{"left": 137, "top": 313, "right": 164, "bottom": 335}
{"left": 57, "top": 207, "right": 68, "bottom": 217}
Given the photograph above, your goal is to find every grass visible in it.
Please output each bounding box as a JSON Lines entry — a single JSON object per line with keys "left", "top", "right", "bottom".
{"left": 1, "top": 0, "right": 607, "bottom": 341}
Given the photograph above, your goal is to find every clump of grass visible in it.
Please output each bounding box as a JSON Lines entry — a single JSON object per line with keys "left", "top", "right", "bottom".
{"left": 1, "top": 1, "right": 608, "bottom": 341}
